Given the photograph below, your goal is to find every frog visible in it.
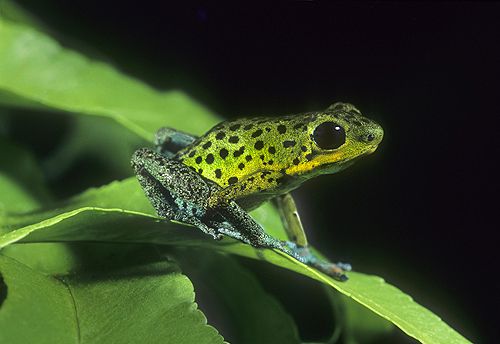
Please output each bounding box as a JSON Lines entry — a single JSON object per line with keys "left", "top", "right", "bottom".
{"left": 131, "top": 102, "right": 383, "bottom": 281}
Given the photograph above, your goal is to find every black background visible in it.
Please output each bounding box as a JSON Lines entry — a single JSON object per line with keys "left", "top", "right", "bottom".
{"left": 14, "top": 1, "right": 499, "bottom": 342}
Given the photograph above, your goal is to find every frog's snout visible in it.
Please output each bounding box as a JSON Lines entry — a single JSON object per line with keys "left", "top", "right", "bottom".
{"left": 360, "top": 125, "right": 384, "bottom": 146}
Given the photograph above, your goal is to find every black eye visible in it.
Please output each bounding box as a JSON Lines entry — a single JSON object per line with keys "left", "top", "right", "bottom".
{"left": 313, "top": 122, "right": 346, "bottom": 149}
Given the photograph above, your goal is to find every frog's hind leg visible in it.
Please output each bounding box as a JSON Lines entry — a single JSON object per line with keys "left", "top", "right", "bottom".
{"left": 209, "top": 200, "right": 348, "bottom": 281}
{"left": 131, "top": 148, "right": 222, "bottom": 240}
{"left": 132, "top": 154, "right": 177, "bottom": 220}
{"left": 155, "top": 127, "right": 198, "bottom": 157}
{"left": 207, "top": 202, "right": 285, "bottom": 250}
{"left": 274, "top": 193, "right": 351, "bottom": 281}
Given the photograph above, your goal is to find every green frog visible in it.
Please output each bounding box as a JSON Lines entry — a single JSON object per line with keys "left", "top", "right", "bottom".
{"left": 131, "top": 102, "right": 383, "bottom": 281}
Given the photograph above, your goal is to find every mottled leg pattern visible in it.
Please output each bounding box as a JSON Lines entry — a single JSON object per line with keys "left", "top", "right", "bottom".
{"left": 214, "top": 203, "right": 285, "bottom": 249}
{"left": 132, "top": 148, "right": 222, "bottom": 240}
{"left": 274, "top": 193, "right": 351, "bottom": 281}
{"left": 155, "top": 127, "right": 198, "bottom": 157}
{"left": 133, "top": 149, "right": 294, "bottom": 252}
{"left": 208, "top": 197, "right": 350, "bottom": 280}
{"left": 133, "top": 147, "right": 349, "bottom": 281}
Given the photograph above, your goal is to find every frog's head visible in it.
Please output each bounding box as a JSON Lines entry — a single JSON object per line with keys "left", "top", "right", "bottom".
{"left": 287, "top": 102, "right": 383, "bottom": 177}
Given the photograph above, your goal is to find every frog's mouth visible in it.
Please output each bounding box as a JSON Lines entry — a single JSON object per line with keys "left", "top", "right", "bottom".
{"left": 286, "top": 142, "right": 380, "bottom": 176}
{"left": 315, "top": 159, "right": 355, "bottom": 175}
{"left": 363, "top": 145, "right": 379, "bottom": 155}
{"left": 315, "top": 144, "right": 379, "bottom": 174}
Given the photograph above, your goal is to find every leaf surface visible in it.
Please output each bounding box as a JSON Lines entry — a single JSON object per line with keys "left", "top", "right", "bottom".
{"left": 0, "top": 19, "right": 220, "bottom": 140}
{"left": 0, "top": 18, "right": 471, "bottom": 344}
{"left": 0, "top": 247, "right": 224, "bottom": 344}
{"left": 0, "top": 178, "right": 470, "bottom": 344}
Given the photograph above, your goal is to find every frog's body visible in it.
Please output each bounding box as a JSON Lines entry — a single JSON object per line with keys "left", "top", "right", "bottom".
{"left": 132, "top": 102, "right": 383, "bottom": 281}
{"left": 174, "top": 102, "right": 383, "bottom": 211}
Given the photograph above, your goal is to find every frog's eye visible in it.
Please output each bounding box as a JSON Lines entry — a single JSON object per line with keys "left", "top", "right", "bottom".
{"left": 313, "top": 122, "right": 345, "bottom": 149}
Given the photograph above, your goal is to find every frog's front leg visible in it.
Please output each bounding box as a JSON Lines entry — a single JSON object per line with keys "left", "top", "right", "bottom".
{"left": 274, "top": 192, "right": 351, "bottom": 280}
{"left": 274, "top": 193, "right": 308, "bottom": 247}
{"left": 131, "top": 148, "right": 222, "bottom": 240}
{"left": 154, "top": 127, "right": 198, "bottom": 157}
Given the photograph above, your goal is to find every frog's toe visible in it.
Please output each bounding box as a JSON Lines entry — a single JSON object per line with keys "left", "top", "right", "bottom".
{"left": 200, "top": 226, "right": 223, "bottom": 241}
{"left": 212, "top": 232, "right": 224, "bottom": 241}
{"left": 204, "top": 227, "right": 223, "bottom": 241}
{"left": 326, "top": 266, "right": 349, "bottom": 281}
{"left": 335, "top": 262, "right": 352, "bottom": 271}
{"left": 337, "top": 273, "right": 349, "bottom": 282}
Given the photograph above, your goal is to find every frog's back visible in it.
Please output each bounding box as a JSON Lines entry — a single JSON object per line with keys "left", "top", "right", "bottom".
{"left": 176, "top": 113, "right": 318, "bottom": 188}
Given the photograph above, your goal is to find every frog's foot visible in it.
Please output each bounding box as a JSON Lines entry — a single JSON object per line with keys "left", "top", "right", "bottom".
{"left": 282, "top": 242, "right": 351, "bottom": 281}
{"left": 198, "top": 224, "right": 224, "bottom": 241}
{"left": 313, "top": 261, "right": 349, "bottom": 282}
{"left": 335, "top": 262, "right": 352, "bottom": 271}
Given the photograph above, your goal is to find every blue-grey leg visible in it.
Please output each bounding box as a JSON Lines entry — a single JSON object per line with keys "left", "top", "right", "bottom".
{"left": 131, "top": 148, "right": 222, "bottom": 240}
{"left": 213, "top": 203, "right": 349, "bottom": 280}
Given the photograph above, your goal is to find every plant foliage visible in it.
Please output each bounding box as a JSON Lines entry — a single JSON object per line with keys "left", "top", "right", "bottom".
{"left": 0, "top": 8, "right": 471, "bottom": 344}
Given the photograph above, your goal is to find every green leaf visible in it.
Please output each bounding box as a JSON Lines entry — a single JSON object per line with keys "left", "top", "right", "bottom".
{"left": 0, "top": 138, "right": 51, "bottom": 213}
{"left": 0, "top": 254, "right": 78, "bottom": 343}
{"left": 0, "top": 16, "right": 471, "bottom": 344}
{"left": 0, "top": 245, "right": 224, "bottom": 344}
{"left": 0, "top": 0, "right": 47, "bottom": 31}
{"left": 323, "top": 286, "right": 394, "bottom": 344}
{"left": 42, "top": 116, "right": 147, "bottom": 182}
{"left": 1, "top": 243, "right": 77, "bottom": 276}
{"left": 0, "top": 174, "right": 39, "bottom": 213}
{"left": 177, "top": 249, "right": 300, "bottom": 344}
{"left": 0, "top": 19, "right": 220, "bottom": 139}
{"left": 0, "top": 178, "right": 470, "bottom": 344}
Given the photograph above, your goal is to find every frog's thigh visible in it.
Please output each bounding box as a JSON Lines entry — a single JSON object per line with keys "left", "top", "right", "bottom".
{"left": 155, "top": 127, "right": 198, "bottom": 157}
{"left": 132, "top": 148, "right": 206, "bottom": 220}
{"left": 133, "top": 148, "right": 225, "bottom": 240}
{"left": 273, "top": 193, "right": 308, "bottom": 247}
{"left": 207, "top": 170, "right": 284, "bottom": 208}
{"left": 132, "top": 150, "right": 178, "bottom": 219}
